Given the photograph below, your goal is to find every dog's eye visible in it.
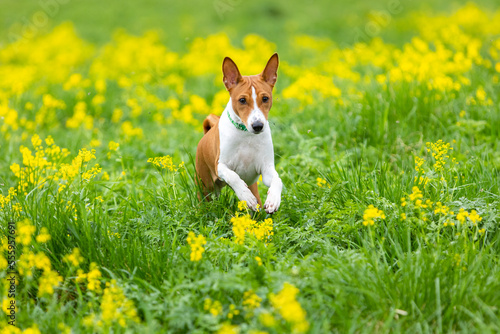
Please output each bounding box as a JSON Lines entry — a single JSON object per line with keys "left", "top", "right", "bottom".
{"left": 262, "top": 96, "right": 269, "bottom": 103}
{"left": 239, "top": 98, "right": 246, "bottom": 104}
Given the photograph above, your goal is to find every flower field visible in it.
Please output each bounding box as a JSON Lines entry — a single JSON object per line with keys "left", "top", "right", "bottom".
{"left": 1, "top": 1, "right": 500, "bottom": 333}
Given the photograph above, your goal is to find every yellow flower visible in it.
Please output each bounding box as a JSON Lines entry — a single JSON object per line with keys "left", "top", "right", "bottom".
{"left": 147, "top": 155, "right": 184, "bottom": 171}
{"left": 409, "top": 186, "right": 423, "bottom": 201}
{"left": 111, "top": 108, "right": 123, "bottom": 123}
{"left": 108, "top": 141, "right": 120, "bottom": 151}
{"left": 57, "top": 323, "right": 71, "bottom": 334}
{"left": 414, "top": 156, "right": 425, "bottom": 172}
{"left": 434, "top": 202, "right": 450, "bottom": 215}
{"left": 38, "top": 270, "right": 63, "bottom": 297}
{"left": 204, "top": 298, "right": 222, "bottom": 316}
{"left": 400, "top": 213, "right": 406, "bottom": 220}
{"left": 362, "top": 205, "right": 385, "bottom": 226}
{"left": 425, "top": 140, "right": 453, "bottom": 172}
{"left": 186, "top": 232, "right": 206, "bottom": 262}
{"left": 259, "top": 312, "right": 277, "bottom": 327}
{"left": 456, "top": 208, "right": 469, "bottom": 224}
{"left": 217, "top": 323, "right": 239, "bottom": 334}
{"left": 269, "top": 283, "right": 309, "bottom": 333}
{"left": 231, "top": 215, "right": 273, "bottom": 244}
{"left": 17, "top": 219, "right": 36, "bottom": 246}
{"left": 238, "top": 200, "right": 248, "bottom": 211}
{"left": 77, "top": 262, "right": 103, "bottom": 293}
{"left": 316, "top": 177, "right": 328, "bottom": 187}
{"left": 243, "top": 290, "right": 262, "bottom": 310}
{"left": 2, "top": 297, "right": 17, "bottom": 316}
{"left": 255, "top": 256, "right": 263, "bottom": 266}
{"left": 63, "top": 248, "right": 84, "bottom": 267}
{"left": 468, "top": 210, "right": 482, "bottom": 224}
{"left": 227, "top": 304, "right": 240, "bottom": 319}
{"left": 101, "top": 280, "right": 140, "bottom": 327}
{"left": 35, "top": 227, "right": 51, "bottom": 243}
{"left": 0, "top": 254, "right": 7, "bottom": 271}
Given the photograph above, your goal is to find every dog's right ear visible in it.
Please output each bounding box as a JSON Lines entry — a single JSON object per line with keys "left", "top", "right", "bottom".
{"left": 222, "top": 57, "right": 242, "bottom": 91}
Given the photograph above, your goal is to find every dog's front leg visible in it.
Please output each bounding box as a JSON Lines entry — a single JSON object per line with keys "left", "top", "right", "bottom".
{"left": 262, "top": 165, "right": 282, "bottom": 214}
{"left": 218, "top": 163, "right": 258, "bottom": 210}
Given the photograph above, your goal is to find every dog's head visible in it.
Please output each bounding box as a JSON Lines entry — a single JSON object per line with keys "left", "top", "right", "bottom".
{"left": 222, "top": 53, "right": 279, "bottom": 134}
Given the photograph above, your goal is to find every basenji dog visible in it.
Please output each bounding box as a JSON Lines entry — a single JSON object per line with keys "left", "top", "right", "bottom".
{"left": 195, "top": 53, "right": 282, "bottom": 214}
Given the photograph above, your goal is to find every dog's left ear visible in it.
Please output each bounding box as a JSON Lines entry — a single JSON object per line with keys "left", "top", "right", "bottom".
{"left": 261, "top": 53, "right": 279, "bottom": 87}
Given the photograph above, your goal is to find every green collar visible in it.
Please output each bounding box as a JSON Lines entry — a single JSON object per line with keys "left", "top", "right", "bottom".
{"left": 227, "top": 110, "right": 248, "bottom": 132}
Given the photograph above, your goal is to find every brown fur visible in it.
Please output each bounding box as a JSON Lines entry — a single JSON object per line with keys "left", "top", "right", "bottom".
{"left": 195, "top": 119, "right": 221, "bottom": 199}
{"left": 222, "top": 54, "right": 278, "bottom": 128}
{"left": 203, "top": 114, "right": 220, "bottom": 134}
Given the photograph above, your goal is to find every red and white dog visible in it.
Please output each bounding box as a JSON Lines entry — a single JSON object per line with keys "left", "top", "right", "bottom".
{"left": 195, "top": 53, "right": 282, "bottom": 214}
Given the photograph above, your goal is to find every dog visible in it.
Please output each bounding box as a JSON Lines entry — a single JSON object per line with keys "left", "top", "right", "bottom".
{"left": 195, "top": 53, "right": 282, "bottom": 214}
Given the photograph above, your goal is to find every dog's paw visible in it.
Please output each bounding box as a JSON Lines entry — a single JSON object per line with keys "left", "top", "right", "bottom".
{"left": 264, "top": 189, "right": 281, "bottom": 214}
{"left": 236, "top": 186, "right": 258, "bottom": 211}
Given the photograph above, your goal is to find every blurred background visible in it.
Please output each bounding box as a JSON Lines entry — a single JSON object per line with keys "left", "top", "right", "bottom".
{"left": 1, "top": 0, "right": 497, "bottom": 51}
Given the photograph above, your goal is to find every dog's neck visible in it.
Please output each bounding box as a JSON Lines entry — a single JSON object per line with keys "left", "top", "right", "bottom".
{"left": 224, "top": 99, "right": 247, "bottom": 131}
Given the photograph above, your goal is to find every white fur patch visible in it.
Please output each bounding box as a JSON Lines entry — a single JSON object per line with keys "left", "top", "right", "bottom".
{"left": 247, "top": 86, "right": 266, "bottom": 132}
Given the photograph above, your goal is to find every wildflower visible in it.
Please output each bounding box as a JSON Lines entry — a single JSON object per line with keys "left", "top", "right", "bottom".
{"left": 316, "top": 177, "right": 328, "bottom": 187}
{"left": 17, "top": 219, "right": 36, "bottom": 246}
{"left": 57, "top": 323, "right": 71, "bottom": 334}
{"left": 259, "top": 312, "right": 277, "bottom": 327}
{"left": 434, "top": 202, "right": 450, "bottom": 215}
{"left": 414, "top": 156, "right": 425, "bottom": 172}
{"left": 38, "top": 270, "right": 63, "bottom": 297}
{"left": 255, "top": 256, "right": 263, "bottom": 266}
{"left": 269, "top": 283, "right": 309, "bottom": 333}
{"left": 108, "top": 140, "right": 120, "bottom": 151}
{"left": 426, "top": 140, "right": 453, "bottom": 172}
{"left": 0, "top": 255, "right": 7, "bottom": 271}
{"left": 204, "top": 298, "right": 223, "bottom": 316}
{"left": 186, "top": 232, "right": 206, "bottom": 262}
{"left": 35, "top": 227, "right": 51, "bottom": 243}
{"left": 243, "top": 290, "right": 262, "bottom": 310}
{"left": 468, "top": 210, "right": 482, "bottom": 224}
{"left": 456, "top": 208, "right": 469, "bottom": 224}
{"left": 409, "top": 186, "right": 423, "bottom": 201}
{"left": 231, "top": 215, "right": 273, "bottom": 244}
{"left": 147, "top": 155, "right": 183, "bottom": 171}
{"left": 238, "top": 200, "right": 248, "bottom": 211}
{"left": 63, "top": 248, "right": 84, "bottom": 267}
{"left": 401, "top": 197, "right": 407, "bottom": 207}
{"left": 400, "top": 213, "right": 406, "bottom": 220}
{"left": 2, "top": 298, "right": 17, "bottom": 316}
{"left": 362, "top": 205, "right": 385, "bottom": 226}
{"left": 77, "top": 262, "right": 103, "bottom": 293}
{"left": 111, "top": 108, "right": 123, "bottom": 123}
{"left": 217, "top": 323, "right": 239, "bottom": 334}
{"left": 101, "top": 280, "right": 140, "bottom": 327}
{"left": 228, "top": 304, "right": 240, "bottom": 319}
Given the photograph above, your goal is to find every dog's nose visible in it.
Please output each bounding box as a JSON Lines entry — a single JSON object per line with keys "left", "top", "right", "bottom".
{"left": 252, "top": 121, "right": 264, "bottom": 133}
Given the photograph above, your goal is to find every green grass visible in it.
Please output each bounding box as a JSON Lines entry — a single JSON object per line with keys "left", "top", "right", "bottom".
{"left": 1, "top": 0, "right": 500, "bottom": 333}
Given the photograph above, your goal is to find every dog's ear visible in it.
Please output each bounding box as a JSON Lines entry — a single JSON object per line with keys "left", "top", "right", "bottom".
{"left": 222, "top": 57, "right": 242, "bottom": 91}
{"left": 261, "top": 53, "right": 279, "bottom": 87}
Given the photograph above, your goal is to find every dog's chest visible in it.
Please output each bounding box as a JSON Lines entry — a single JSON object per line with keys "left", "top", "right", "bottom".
{"left": 218, "top": 116, "right": 273, "bottom": 185}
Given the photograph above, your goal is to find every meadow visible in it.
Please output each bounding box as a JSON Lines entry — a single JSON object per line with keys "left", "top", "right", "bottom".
{"left": 1, "top": 0, "right": 500, "bottom": 333}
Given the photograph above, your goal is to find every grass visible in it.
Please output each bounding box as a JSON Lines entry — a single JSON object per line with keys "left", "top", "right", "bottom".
{"left": 0, "top": 0, "right": 499, "bottom": 333}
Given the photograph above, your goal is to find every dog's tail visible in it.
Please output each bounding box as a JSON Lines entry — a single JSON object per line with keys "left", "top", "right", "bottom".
{"left": 202, "top": 114, "right": 220, "bottom": 134}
